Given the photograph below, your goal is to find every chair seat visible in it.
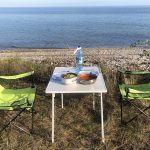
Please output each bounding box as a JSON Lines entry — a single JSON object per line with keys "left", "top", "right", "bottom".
{"left": 119, "top": 83, "right": 150, "bottom": 100}
{"left": 0, "top": 85, "right": 36, "bottom": 110}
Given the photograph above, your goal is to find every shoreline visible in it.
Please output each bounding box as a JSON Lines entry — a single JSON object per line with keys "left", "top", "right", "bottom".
{"left": 0, "top": 46, "right": 150, "bottom": 51}
{"left": 0, "top": 47, "right": 149, "bottom": 53}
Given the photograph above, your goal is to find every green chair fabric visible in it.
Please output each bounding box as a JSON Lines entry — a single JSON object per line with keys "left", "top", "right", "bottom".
{"left": 0, "top": 71, "right": 34, "bottom": 80}
{"left": 119, "top": 83, "right": 150, "bottom": 100}
{"left": 0, "top": 85, "right": 36, "bottom": 110}
{"left": 0, "top": 71, "right": 36, "bottom": 133}
{"left": 119, "top": 70, "right": 150, "bottom": 75}
{"left": 0, "top": 71, "right": 36, "bottom": 110}
{"left": 118, "top": 70, "right": 150, "bottom": 125}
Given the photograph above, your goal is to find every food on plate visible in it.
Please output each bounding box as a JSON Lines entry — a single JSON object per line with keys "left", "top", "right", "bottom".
{"left": 77, "top": 72, "right": 98, "bottom": 84}
{"left": 78, "top": 73, "right": 97, "bottom": 80}
{"left": 61, "top": 73, "right": 77, "bottom": 79}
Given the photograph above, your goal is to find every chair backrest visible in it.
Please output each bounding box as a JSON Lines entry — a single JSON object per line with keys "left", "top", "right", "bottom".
{"left": 0, "top": 71, "right": 35, "bottom": 89}
{"left": 117, "top": 70, "right": 150, "bottom": 85}
{"left": 0, "top": 71, "right": 34, "bottom": 80}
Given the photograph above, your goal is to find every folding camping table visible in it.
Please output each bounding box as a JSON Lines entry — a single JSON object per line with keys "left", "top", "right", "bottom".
{"left": 45, "top": 66, "right": 107, "bottom": 143}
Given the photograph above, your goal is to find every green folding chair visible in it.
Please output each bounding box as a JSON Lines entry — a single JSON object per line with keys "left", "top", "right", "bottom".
{"left": 117, "top": 70, "right": 150, "bottom": 125}
{"left": 0, "top": 71, "right": 36, "bottom": 134}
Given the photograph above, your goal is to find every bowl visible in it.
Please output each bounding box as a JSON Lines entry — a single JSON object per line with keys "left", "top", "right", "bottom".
{"left": 61, "top": 72, "right": 77, "bottom": 84}
{"left": 77, "top": 71, "right": 98, "bottom": 84}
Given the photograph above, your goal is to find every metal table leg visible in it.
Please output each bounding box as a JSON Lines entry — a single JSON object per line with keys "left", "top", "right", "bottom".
{"left": 93, "top": 93, "right": 95, "bottom": 110}
{"left": 100, "top": 93, "right": 105, "bottom": 143}
{"left": 52, "top": 93, "right": 55, "bottom": 143}
{"left": 61, "top": 93, "right": 64, "bottom": 109}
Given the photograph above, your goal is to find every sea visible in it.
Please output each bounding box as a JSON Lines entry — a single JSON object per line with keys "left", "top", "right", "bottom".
{"left": 0, "top": 6, "right": 150, "bottom": 48}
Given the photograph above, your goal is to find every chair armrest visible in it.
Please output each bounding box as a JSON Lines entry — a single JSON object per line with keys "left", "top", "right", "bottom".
{"left": 118, "top": 70, "right": 150, "bottom": 75}
{"left": 0, "top": 71, "right": 34, "bottom": 80}
{"left": 128, "top": 88, "right": 150, "bottom": 94}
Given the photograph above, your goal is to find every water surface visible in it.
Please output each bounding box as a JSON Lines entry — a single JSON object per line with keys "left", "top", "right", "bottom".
{"left": 0, "top": 7, "right": 150, "bottom": 48}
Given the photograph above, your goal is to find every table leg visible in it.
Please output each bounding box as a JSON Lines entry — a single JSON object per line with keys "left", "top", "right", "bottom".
{"left": 52, "top": 93, "right": 55, "bottom": 143}
{"left": 61, "top": 93, "right": 64, "bottom": 109}
{"left": 93, "top": 93, "right": 95, "bottom": 110}
{"left": 100, "top": 93, "right": 105, "bottom": 143}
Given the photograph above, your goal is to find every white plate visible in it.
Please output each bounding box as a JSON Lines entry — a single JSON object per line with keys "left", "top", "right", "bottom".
{"left": 52, "top": 72, "right": 77, "bottom": 84}
{"left": 61, "top": 72, "right": 77, "bottom": 84}
{"left": 77, "top": 70, "right": 98, "bottom": 85}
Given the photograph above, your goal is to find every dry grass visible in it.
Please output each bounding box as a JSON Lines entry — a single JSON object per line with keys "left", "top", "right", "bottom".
{"left": 0, "top": 58, "right": 149, "bottom": 150}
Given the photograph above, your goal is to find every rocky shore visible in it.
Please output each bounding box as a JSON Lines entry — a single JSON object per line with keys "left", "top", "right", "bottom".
{"left": 0, "top": 48, "right": 150, "bottom": 70}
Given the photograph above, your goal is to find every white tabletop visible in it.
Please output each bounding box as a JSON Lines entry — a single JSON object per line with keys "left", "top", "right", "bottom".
{"left": 45, "top": 66, "right": 107, "bottom": 94}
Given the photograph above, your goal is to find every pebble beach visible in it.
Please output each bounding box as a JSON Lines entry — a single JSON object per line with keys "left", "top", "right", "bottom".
{"left": 0, "top": 48, "right": 149, "bottom": 70}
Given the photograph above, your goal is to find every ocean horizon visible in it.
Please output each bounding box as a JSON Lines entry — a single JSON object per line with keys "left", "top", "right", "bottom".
{"left": 0, "top": 6, "right": 150, "bottom": 49}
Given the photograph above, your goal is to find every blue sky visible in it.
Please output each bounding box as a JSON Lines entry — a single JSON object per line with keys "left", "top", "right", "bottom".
{"left": 0, "top": 0, "right": 150, "bottom": 7}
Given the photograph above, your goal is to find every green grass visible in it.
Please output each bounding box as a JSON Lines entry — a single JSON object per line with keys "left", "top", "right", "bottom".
{"left": 0, "top": 58, "right": 149, "bottom": 150}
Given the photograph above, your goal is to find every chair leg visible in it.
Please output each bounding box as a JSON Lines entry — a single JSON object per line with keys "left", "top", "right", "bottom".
{"left": 30, "top": 108, "right": 34, "bottom": 134}
{"left": 120, "top": 97, "right": 126, "bottom": 125}
{"left": 120, "top": 98, "right": 128, "bottom": 126}
{"left": 121, "top": 99, "right": 123, "bottom": 124}
{"left": 127, "top": 100, "right": 149, "bottom": 117}
{"left": 125, "top": 102, "right": 150, "bottom": 124}
{"left": 0, "top": 109, "right": 25, "bottom": 133}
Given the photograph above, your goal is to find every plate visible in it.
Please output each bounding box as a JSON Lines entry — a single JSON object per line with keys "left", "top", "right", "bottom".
{"left": 61, "top": 72, "right": 77, "bottom": 84}
{"left": 77, "top": 71, "right": 98, "bottom": 84}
